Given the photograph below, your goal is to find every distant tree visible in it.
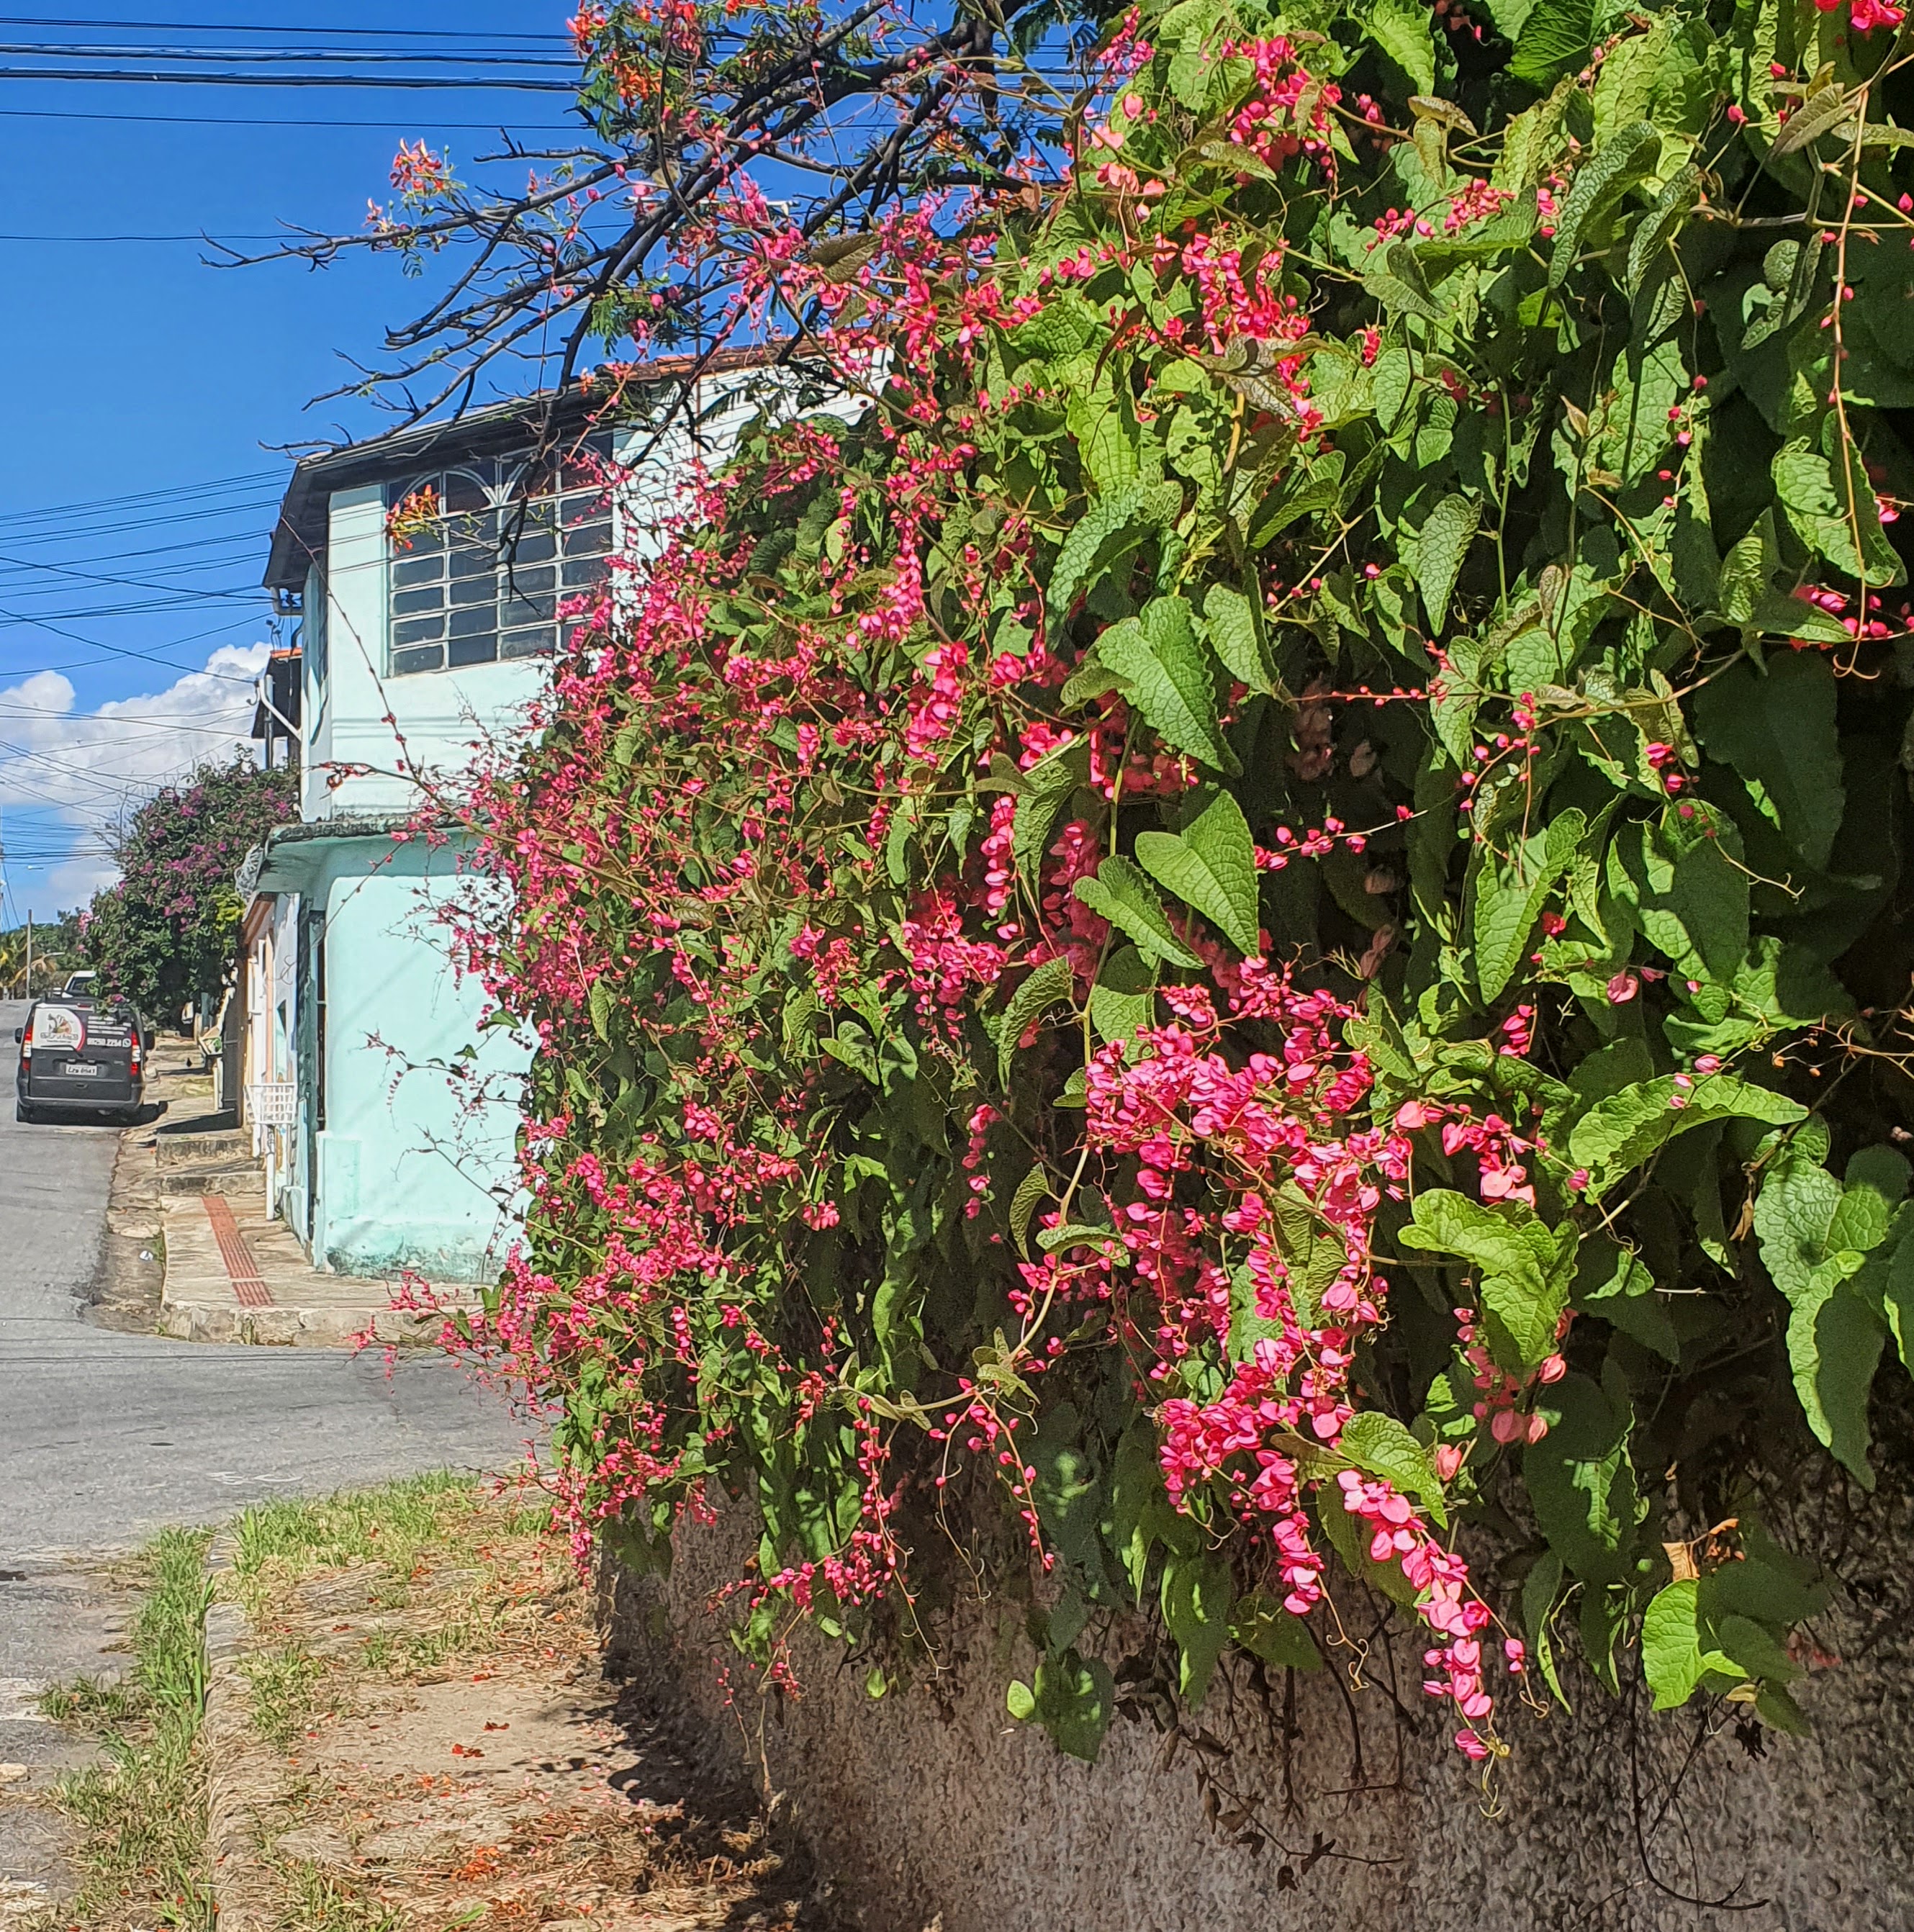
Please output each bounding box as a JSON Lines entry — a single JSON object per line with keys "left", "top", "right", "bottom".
{"left": 83, "top": 756, "right": 296, "bottom": 1023}
{"left": 0, "top": 910, "right": 81, "bottom": 998}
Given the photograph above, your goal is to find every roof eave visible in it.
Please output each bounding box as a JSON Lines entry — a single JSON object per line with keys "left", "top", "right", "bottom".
{"left": 260, "top": 346, "right": 793, "bottom": 595}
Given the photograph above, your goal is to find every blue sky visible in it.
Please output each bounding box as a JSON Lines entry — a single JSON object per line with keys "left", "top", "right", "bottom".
{"left": 0, "top": 3, "right": 584, "bottom": 919}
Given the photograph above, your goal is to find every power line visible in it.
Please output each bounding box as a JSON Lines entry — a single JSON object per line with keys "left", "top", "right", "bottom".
{"left": 0, "top": 16, "right": 569, "bottom": 40}
{"left": 0, "top": 603, "right": 261, "bottom": 680}
{"left": 0, "top": 703, "right": 263, "bottom": 729}
{"left": 0, "top": 66, "right": 579, "bottom": 89}
{"left": 0, "top": 531, "right": 277, "bottom": 565}
{"left": 0, "top": 104, "right": 577, "bottom": 127}
{"left": 2, "top": 522, "right": 272, "bottom": 553}
{"left": 0, "top": 736, "right": 250, "bottom": 797}
{"left": 0, "top": 592, "right": 268, "bottom": 623}
{"left": 0, "top": 747, "right": 166, "bottom": 801}
{"left": 0, "top": 541, "right": 272, "bottom": 575}
{"left": 0, "top": 506, "right": 282, "bottom": 551}
{"left": 0, "top": 612, "right": 270, "bottom": 680}
{"left": 0, "top": 229, "right": 331, "bottom": 241}
{"left": 0, "top": 498, "right": 276, "bottom": 530}
{"left": 0, "top": 598, "right": 268, "bottom": 626}
{"left": 0, "top": 547, "right": 263, "bottom": 602}
{"left": 0, "top": 43, "right": 577, "bottom": 66}
{"left": 0, "top": 467, "right": 281, "bottom": 522}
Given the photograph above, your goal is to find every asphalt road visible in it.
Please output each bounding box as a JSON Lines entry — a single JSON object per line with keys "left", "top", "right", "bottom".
{"left": 0, "top": 996, "right": 531, "bottom": 1905}
{"left": 0, "top": 998, "right": 528, "bottom": 1557}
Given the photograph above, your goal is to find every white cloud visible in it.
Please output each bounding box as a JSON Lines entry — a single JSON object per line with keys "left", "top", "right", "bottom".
{"left": 0, "top": 642, "right": 273, "bottom": 910}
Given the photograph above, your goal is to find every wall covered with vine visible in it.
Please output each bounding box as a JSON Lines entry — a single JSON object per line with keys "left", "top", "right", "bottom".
{"left": 443, "top": 0, "right": 1914, "bottom": 1785}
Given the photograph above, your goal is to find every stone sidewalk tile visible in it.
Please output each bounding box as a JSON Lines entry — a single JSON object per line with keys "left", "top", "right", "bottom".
{"left": 157, "top": 1194, "right": 473, "bottom": 1348}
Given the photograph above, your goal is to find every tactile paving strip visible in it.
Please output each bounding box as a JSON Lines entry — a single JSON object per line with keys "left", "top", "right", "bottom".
{"left": 201, "top": 1195, "right": 274, "bottom": 1309}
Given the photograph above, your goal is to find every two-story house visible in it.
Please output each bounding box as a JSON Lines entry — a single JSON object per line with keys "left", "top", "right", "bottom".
{"left": 239, "top": 359, "right": 771, "bottom": 1283}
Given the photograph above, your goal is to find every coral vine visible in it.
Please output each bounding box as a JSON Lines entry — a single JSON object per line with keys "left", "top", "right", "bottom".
{"left": 423, "top": 0, "right": 1914, "bottom": 1783}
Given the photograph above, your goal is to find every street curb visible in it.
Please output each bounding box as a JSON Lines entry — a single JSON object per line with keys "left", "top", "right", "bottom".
{"left": 155, "top": 1195, "right": 453, "bottom": 1349}
{"left": 157, "top": 1294, "right": 435, "bottom": 1350}
{"left": 202, "top": 1530, "right": 271, "bottom": 1932}
{"left": 86, "top": 1118, "right": 166, "bottom": 1334}
{"left": 88, "top": 1044, "right": 230, "bottom": 1335}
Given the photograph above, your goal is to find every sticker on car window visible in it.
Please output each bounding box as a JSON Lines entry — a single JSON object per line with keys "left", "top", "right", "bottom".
{"left": 34, "top": 1006, "right": 85, "bottom": 1052}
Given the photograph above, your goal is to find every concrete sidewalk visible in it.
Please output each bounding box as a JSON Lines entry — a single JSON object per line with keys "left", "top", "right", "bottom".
{"left": 158, "top": 1192, "right": 475, "bottom": 1347}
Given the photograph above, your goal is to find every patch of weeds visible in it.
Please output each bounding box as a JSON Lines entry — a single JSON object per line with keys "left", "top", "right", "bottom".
{"left": 400, "top": 1622, "right": 475, "bottom": 1673}
{"left": 42, "top": 1526, "right": 215, "bottom": 1929}
{"left": 131, "top": 1531, "right": 211, "bottom": 1715}
{"left": 38, "top": 1676, "right": 139, "bottom": 1728}
{"left": 271, "top": 1859, "right": 406, "bottom": 1932}
{"left": 358, "top": 1629, "right": 397, "bottom": 1671}
{"left": 242, "top": 1642, "right": 327, "bottom": 1748}
{"left": 231, "top": 1472, "right": 540, "bottom": 1620}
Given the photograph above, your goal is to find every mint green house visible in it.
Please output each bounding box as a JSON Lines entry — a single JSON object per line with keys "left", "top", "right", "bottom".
{"left": 243, "top": 369, "right": 769, "bottom": 1282}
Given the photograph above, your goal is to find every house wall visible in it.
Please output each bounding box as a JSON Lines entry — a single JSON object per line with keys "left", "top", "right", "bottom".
{"left": 302, "top": 484, "right": 551, "bottom": 824}
{"left": 300, "top": 561, "right": 331, "bottom": 816}
{"left": 258, "top": 893, "right": 300, "bottom": 1219}
{"left": 305, "top": 837, "right": 525, "bottom": 1283}
{"left": 303, "top": 371, "right": 780, "bottom": 824}
{"left": 280, "top": 369, "right": 816, "bottom": 1276}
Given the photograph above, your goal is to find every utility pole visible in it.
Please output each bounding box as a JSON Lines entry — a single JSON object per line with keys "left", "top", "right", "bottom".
{"left": 24, "top": 912, "right": 31, "bottom": 1000}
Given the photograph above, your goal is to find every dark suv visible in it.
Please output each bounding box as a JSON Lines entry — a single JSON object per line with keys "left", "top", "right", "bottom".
{"left": 14, "top": 996, "right": 148, "bottom": 1124}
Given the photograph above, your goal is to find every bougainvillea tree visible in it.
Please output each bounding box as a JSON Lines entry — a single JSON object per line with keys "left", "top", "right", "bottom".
{"left": 86, "top": 755, "right": 298, "bottom": 1021}
{"left": 427, "top": 0, "right": 1914, "bottom": 1773}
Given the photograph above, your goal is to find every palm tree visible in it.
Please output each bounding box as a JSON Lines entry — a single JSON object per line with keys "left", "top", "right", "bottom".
{"left": 0, "top": 926, "right": 73, "bottom": 999}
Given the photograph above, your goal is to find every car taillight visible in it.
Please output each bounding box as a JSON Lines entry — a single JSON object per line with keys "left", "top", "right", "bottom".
{"left": 19, "top": 1029, "right": 30, "bottom": 1061}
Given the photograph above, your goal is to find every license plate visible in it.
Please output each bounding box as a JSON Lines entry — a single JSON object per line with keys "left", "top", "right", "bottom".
{"left": 61, "top": 1062, "right": 99, "bottom": 1078}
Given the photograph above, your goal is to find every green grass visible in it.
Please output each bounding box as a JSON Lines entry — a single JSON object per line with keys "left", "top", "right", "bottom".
{"left": 42, "top": 1527, "right": 216, "bottom": 1930}
{"left": 241, "top": 1641, "right": 327, "bottom": 1748}
{"left": 230, "top": 1471, "right": 539, "bottom": 1618}
{"left": 24, "top": 1479, "right": 541, "bottom": 1932}
{"left": 268, "top": 1860, "right": 407, "bottom": 1932}
{"left": 38, "top": 1675, "right": 140, "bottom": 1729}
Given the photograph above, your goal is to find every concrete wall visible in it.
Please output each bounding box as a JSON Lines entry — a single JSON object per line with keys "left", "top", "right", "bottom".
{"left": 602, "top": 1486, "right": 1914, "bottom": 1932}
{"left": 306, "top": 837, "right": 526, "bottom": 1282}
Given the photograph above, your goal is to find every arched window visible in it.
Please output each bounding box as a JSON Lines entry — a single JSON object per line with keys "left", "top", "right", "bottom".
{"left": 385, "top": 434, "right": 614, "bottom": 674}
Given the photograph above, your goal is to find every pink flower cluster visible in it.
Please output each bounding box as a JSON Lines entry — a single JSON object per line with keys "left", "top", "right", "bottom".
{"left": 1815, "top": 0, "right": 1904, "bottom": 32}
{"left": 1454, "top": 1304, "right": 1568, "bottom": 1447}
{"left": 1395, "top": 1096, "right": 1538, "bottom": 1206}
{"left": 980, "top": 970, "right": 1515, "bottom": 1751}
{"left": 1337, "top": 1470, "right": 1509, "bottom": 1756}
{"left": 1222, "top": 37, "right": 1342, "bottom": 179}
{"left": 1443, "top": 179, "right": 1512, "bottom": 234}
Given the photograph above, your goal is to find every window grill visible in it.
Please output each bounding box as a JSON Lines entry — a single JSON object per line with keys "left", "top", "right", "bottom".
{"left": 384, "top": 435, "right": 614, "bottom": 675}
